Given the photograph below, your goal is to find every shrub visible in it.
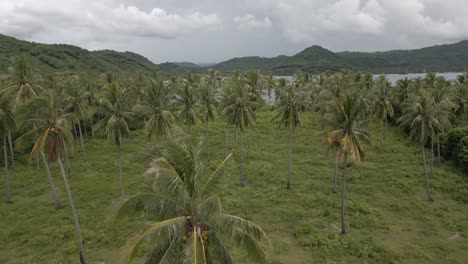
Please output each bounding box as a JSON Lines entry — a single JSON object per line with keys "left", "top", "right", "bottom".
{"left": 458, "top": 135, "right": 468, "bottom": 172}
{"left": 441, "top": 127, "right": 468, "bottom": 173}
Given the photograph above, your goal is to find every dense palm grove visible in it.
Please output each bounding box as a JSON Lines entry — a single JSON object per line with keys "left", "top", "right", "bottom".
{"left": 1, "top": 55, "right": 468, "bottom": 263}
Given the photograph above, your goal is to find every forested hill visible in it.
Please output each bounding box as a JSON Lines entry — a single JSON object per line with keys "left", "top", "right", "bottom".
{"left": 212, "top": 40, "right": 468, "bottom": 74}
{"left": 2, "top": 33, "right": 468, "bottom": 75}
{"left": 0, "top": 34, "right": 194, "bottom": 75}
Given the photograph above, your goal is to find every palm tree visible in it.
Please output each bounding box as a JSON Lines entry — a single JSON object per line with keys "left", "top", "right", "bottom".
{"left": 64, "top": 76, "right": 90, "bottom": 161}
{"left": 265, "top": 74, "right": 276, "bottom": 104}
{"left": 453, "top": 74, "right": 468, "bottom": 125}
{"left": 399, "top": 95, "right": 438, "bottom": 202}
{"left": 326, "top": 95, "right": 369, "bottom": 235}
{"left": 431, "top": 80, "right": 454, "bottom": 163}
{"left": 273, "top": 84, "right": 303, "bottom": 189}
{"left": 0, "top": 95, "right": 15, "bottom": 204}
{"left": 19, "top": 89, "right": 86, "bottom": 262}
{"left": 245, "top": 70, "right": 264, "bottom": 163}
{"left": 97, "top": 82, "right": 133, "bottom": 197}
{"left": 200, "top": 71, "right": 218, "bottom": 161}
{"left": 374, "top": 76, "right": 394, "bottom": 144}
{"left": 78, "top": 74, "right": 98, "bottom": 140}
{"left": 225, "top": 81, "right": 257, "bottom": 187}
{"left": 133, "top": 78, "right": 174, "bottom": 141}
{"left": 394, "top": 78, "right": 412, "bottom": 107}
{"left": 3, "top": 55, "right": 43, "bottom": 106}
{"left": 3, "top": 55, "right": 43, "bottom": 168}
{"left": 117, "top": 137, "right": 270, "bottom": 263}
{"left": 176, "top": 81, "right": 198, "bottom": 134}
{"left": 219, "top": 78, "right": 235, "bottom": 159}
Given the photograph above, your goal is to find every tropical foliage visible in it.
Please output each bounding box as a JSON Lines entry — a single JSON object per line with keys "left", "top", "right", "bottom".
{"left": 1, "top": 52, "right": 468, "bottom": 263}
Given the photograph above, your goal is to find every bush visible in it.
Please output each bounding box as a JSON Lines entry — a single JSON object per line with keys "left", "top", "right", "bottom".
{"left": 458, "top": 135, "right": 468, "bottom": 172}
{"left": 441, "top": 127, "right": 468, "bottom": 173}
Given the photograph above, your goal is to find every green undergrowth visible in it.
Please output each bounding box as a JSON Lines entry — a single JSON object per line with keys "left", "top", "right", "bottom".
{"left": 0, "top": 111, "right": 467, "bottom": 263}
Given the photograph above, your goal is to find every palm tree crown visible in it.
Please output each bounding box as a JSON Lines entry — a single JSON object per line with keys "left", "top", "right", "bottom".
{"left": 117, "top": 137, "right": 270, "bottom": 263}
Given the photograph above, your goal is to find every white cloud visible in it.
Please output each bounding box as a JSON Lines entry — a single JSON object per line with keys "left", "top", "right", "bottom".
{"left": 233, "top": 14, "right": 272, "bottom": 30}
{"left": 0, "top": 0, "right": 222, "bottom": 40}
{"left": 245, "top": 0, "right": 468, "bottom": 45}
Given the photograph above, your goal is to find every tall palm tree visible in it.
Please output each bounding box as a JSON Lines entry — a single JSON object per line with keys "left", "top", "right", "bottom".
{"left": 0, "top": 95, "right": 15, "bottom": 204}
{"left": 431, "top": 80, "right": 455, "bottom": 163}
{"left": 265, "top": 74, "right": 276, "bottom": 104}
{"left": 200, "top": 72, "right": 217, "bottom": 161}
{"left": 3, "top": 55, "right": 43, "bottom": 168}
{"left": 20, "top": 89, "right": 86, "bottom": 262}
{"left": 399, "top": 95, "right": 438, "bottom": 202}
{"left": 326, "top": 95, "right": 369, "bottom": 235}
{"left": 219, "top": 78, "right": 235, "bottom": 159}
{"left": 133, "top": 78, "right": 174, "bottom": 141}
{"left": 225, "top": 82, "right": 257, "bottom": 187}
{"left": 64, "top": 76, "right": 90, "bottom": 161}
{"left": 244, "top": 70, "right": 264, "bottom": 163}
{"left": 374, "top": 76, "right": 394, "bottom": 144}
{"left": 79, "top": 74, "right": 98, "bottom": 140}
{"left": 176, "top": 81, "right": 198, "bottom": 134}
{"left": 97, "top": 82, "right": 133, "bottom": 197}
{"left": 273, "top": 84, "right": 303, "bottom": 189}
{"left": 117, "top": 137, "right": 270, "bottom": 263}
{"left": 3, "top": 55, "right": 43, "bottom": 106}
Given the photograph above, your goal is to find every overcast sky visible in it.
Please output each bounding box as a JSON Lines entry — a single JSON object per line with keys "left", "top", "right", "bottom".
{"left": 1, "top": 0, "right": 468, "bottom": 64}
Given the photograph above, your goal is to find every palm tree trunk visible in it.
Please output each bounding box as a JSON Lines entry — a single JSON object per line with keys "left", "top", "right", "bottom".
{"left": 57, "top": 158, "right": 87, "bottom": 264}
{"left": 224, "top": 126, "right": 229, "bottom": 158}
{"left": 40, "top": 152, "right": 63, "bottom": 209}
{"left": 437, "top": 130, "right": 440, "bottom": 162}
{"left": 240, "top": 130, "right": 244, "bottom": 187}
{"left": 83, "top": 121, "right": 88, "bottom": 138}
{"left": 7, "top": 130, "right": 14, "bottom": 168}
{"left": 320, "top": 115, "right": 324, "bottom": 144}
{"left": 341, "top": 151, "right": 348, "bottom": 235}
{"left": 117, "top": 144, "right": 124, "bottom": 197}
{"left": 384, "top": 115, "right": 387, "bottom": 139}
{"left": 35, "top": 154, "right": 40, "bottom": 169}
{"left": 287, "top": 132, "right": 292, "bottom": 190}
{"left": 421, "top": 143, "right": 433, "bottom": 202}
{"left": 380, "top": 122, "right": 383, "bottom": 145}
{"left": 234, "top": 126, "right": 238, "bottom": 146}
{"left": 247, "top": 126, "right": 252, "bottom": 164}
{"left": 73, "top": 124, "right": 78, "bottom": 140}
{"left": 89, "top": 118, "right": 95, "bottom": 140}
{"left": 205, "top": 120, "right": 210, "bottom": 161}
{"left": 334, "top": 147, "right": 339, "bottom": 193}
{"left": 77, "top": 122, "right": 86, "bottom": 160}
{"left": 3, "top": 135, "right": 12, "bottom": 204}
{"left": 430, "top": 136, "right": 434, "bottom": 178}
{"left": 60, "top": 134, "right": 71, "bottom": 174}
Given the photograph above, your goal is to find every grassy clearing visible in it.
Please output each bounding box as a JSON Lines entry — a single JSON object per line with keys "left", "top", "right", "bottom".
{"left": 0, "top": 111, "right": 467, "bottom": 263}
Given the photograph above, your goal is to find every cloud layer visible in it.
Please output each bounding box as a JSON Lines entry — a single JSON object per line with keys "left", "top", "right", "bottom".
{"left": 0, "top": 0, "right": 221, "bottom": 40}
{"left": 1, "top": 0, "right": 468, "bottom": 62}
{"left": 234, "top": 14, "right": 272, "bottom": 30}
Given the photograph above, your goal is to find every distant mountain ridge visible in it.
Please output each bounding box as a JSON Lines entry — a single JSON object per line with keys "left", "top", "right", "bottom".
{"left": 212, "top": 41, "right": 468, "bottom": 74}
{"left": 1, "top": 33, "right": 468, "bottom": 75}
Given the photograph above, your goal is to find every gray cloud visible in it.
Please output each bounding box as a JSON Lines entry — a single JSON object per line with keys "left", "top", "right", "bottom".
{"left": 1, "top": 0, "right": 467, "bottom": 63}
{"left": 234, "top": 14, "right": 272, "bottom": 30}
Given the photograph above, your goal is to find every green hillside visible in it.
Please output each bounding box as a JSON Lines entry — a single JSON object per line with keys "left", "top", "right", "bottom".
{"left": 0, "top": 34, "right": 193, "bottom": 75}
{"left": 2, "top": 33, "right": 468, "bottom": 76}
{"left": 338, "top": 40, "right": 468, "bottom": 73}
{"left": 0, "top": 111, "right": 467, "bottom": 263}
